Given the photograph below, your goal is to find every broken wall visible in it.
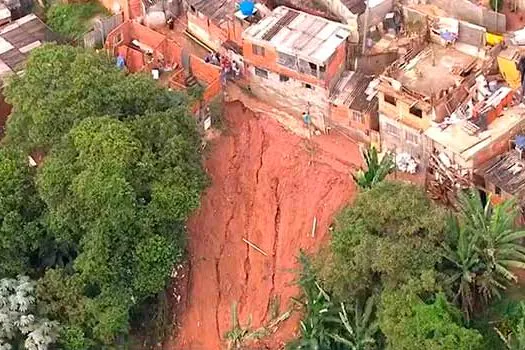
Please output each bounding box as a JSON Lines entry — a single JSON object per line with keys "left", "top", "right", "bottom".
{"left": 429, "top": 0, "right": 505, "bottom": 33}
{"left": 379, "top": 113, "right": 428, "bottom": 162}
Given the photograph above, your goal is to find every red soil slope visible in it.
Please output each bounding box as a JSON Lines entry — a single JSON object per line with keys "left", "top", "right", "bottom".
{"left": 171, "top": 102, "right": 360, "bottom": 349}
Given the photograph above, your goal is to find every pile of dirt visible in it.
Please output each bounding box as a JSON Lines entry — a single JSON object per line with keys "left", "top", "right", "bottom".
{"left": 168, "top": 102, "right": 360, "bottom": 349}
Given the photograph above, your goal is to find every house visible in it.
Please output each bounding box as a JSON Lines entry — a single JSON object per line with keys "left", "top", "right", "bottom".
{"left": 376, "top": 43, "right": 480, "bottom": 167}
{"left": 105, "top": 21, "right": 222, "bottom": 128}
{"left": 425, "top": 105, "right": 525, "bottom": 172}
{"left": 329, "top": 71, "right": 378, "bottom": 143}
{"left": 478, "top": 144, "right": 525, "bottom": 205}
{"left": 242, "top": 6, "right": 351, "bottom": 131}
{"left": 0, "top": 14, "right": 57, "bottom": 137}
{"left": 184, "top": 0, "right": 269, "bottom": 51}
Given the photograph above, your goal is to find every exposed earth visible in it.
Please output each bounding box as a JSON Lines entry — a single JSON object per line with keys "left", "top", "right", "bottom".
{"left": 167, "top": 102, "right": 361, "bottom": 349}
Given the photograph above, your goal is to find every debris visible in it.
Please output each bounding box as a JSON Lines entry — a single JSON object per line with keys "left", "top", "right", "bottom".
{"left": 395, "top": 153, "right": 418, "bottom": 174}
{"left": 311, "top": 217, "right": 317, "bottom": 238}
{"left": 243, "top": 238, "right": 268, "bottom": 256}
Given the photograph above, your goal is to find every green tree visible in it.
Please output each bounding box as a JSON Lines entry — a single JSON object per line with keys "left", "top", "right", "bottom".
{"left": 496, "top": 302, "right": 525, "bottom": 350}
{"left": 322, "top": 181, "right": 447, "bottom": 299}
{"left": 352, "top": 146, "right": 394, "bottom": 190}
{"left": 442, "top": 190, "right": 525, "bottom": 319}
{"left": 1, "top": 45, "right": 203, "bottom": 348}
{"left": 4, "top": 44, "right": 187, "bottom": 152}
{"left": 0, "top": 148, "right": 47, "bottom": 276}
{"left": 380, "top": 290, "right": 483, "bottom": 350}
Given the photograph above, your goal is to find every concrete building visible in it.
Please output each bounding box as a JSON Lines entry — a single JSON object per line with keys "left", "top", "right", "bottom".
{"left": 376, "top": 43, "right": 480, "bottom": 166}
{"left": 242, "top": 6, "right": 350, "bottom": 131}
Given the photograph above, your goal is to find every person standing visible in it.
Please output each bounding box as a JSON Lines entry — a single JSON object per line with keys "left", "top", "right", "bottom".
{"left": 518, "top": 56, "right": 525, "bottom": 100}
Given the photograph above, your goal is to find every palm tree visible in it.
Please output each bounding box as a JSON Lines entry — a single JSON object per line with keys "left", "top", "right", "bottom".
{"left": 443, "top": 190, "right": 525, "bottom": 319}
{"left": 442, "top": 216, "right": 480, "bottom": 319}
{"left": 352, "top": 146, "right": 394, "bottom": 189}
{"left": 457, "top": 191, "right": 525, "bottom": 285}
{"left": 331, "top": 297, "right": 379, "bottom": 350}
{"left": 496, "top": 303, "right": 525, "bottom": 350}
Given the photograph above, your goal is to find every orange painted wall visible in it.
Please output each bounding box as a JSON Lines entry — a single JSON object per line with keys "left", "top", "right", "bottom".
{"left": 243, "top": 39, "right": 346, "bottom": 89}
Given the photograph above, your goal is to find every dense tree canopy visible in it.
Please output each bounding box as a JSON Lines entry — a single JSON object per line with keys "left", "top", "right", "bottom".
{"left": 293, "top": 181, "right": 525, "bottom": 349}
{"left": 321, "top": 181, "right": 447, "bottom": 299}
{"left": 0, "top": 45, "right": 205, "bottom": 348}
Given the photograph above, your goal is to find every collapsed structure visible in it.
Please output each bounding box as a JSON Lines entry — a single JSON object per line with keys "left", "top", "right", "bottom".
{"left": 101, "top": 0, "right": 525, "bottom": 209}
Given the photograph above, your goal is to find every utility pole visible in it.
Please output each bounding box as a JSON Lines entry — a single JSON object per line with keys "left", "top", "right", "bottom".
{"left": 362, "top": 0, "right": 369, "bottom": 55}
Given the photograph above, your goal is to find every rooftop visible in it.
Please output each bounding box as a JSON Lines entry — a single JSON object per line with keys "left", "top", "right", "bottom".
{"left": 188, "top": 0, "right": 267, "bottom": 25}
{"left": 0, "top": 14, "right": 55, "bottom": 79}
{"left": 480, "top": 150, "right": 525, "bottom": 197}
{"left": 424, "top": 106, "right": 525, "bottom": 163}
{"left": 330, "top": 71, "right": 377, "bottom": 112}
{"left": 243, "top": 6, "right": 350, "bottom": 65}
{"left": 391, "top": 43, "right": 477, "bottom": 98}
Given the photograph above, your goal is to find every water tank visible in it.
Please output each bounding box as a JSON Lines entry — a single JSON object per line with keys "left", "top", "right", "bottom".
{"left": 239, "top": 0, "right": 255, "bottom": 16}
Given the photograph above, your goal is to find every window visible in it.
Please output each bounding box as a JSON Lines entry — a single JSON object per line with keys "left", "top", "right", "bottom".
{"left": 384, "top": 94, "right": 397, "bottom": 106}
{"left": 190, "top": 5, "right": 195, "bottom": 12}
{"left": 254, "top": 67, "right": 268, "bottom": 79}
{"left": 405, "top": 132, "right": 419, "bottom": 144}
{"left": 319, "top": 65, "right": 326, "bottom": 73}
{"left": 409, "top": 105, "right": 423, "bottom": 118}
{"left": 308, "top": 62, "right": 317, "bottom": 71}
{"left": 277, "top": 52, "right": 296, "bottom": 68}
{"left": 384, "top": 122, "right": 400, "bottom": 137}
{"left": 495, "top": 186, "right": 502, "bottom": 195}
{"left": 303, "top": 83, "right": 313, "bottom": 90}
{"left": 279, "top": 74, "right": 289, "bottom": 82}
{"left": 352, "top": 111, "right": 364, "bottom": 124}
{"left": 113, "top": 32, "right": 123, "bottom": 46}
{"left": 252, "top": 44, "right": 265, "bottom": 56}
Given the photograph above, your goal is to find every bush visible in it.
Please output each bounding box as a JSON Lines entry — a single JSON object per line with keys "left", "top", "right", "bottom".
{"left": 46, "top": 2, "right": 107, "bottom": 39}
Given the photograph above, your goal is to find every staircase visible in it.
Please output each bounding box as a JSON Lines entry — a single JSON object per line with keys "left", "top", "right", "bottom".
{"left": 185, "top": 73, "right": 198, "bottom": 88}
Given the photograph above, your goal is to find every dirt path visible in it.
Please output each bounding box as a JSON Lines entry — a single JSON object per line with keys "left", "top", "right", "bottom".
{"left": 170, "top": 102, "right": 360, "bottom": 349}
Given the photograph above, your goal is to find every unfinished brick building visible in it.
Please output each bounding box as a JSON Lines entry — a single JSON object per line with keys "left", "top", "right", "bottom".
{"left": 329, "top": 71, "right": 378, "bottom": 143}
{"left": 376, "top": 43, "right": 480, "bottom": 166}
{"left": 242, "top": 6, "right": 350, "bottom": 131}
{"left": 183, "top": 0, "right": 270, "bottom": 51}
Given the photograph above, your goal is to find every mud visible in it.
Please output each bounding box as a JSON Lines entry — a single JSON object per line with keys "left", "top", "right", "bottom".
{"left": 170, "top": 102, "right": 360, "bottom": 349}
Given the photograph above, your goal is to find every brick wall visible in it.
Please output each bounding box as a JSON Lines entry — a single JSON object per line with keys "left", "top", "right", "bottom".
{"left": 190, "top": 56, "right": 220, "bottom": 85}
{"left": 243, "top": 39, "right": 346, "bottom": 89}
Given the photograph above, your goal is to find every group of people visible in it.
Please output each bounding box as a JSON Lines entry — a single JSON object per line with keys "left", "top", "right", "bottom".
{"left": 204, "top": 52, "right": 241, "bottom": 83}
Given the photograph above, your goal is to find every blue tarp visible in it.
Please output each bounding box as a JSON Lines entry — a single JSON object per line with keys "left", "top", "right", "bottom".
{"left": 516, "top": 135, "right": 525, "bottom": 150}
{"left": 239, "top": 1, "right": 255, "bottom": 16}
{"left": 116, "top": 55, "right": 125, "bottom": 69}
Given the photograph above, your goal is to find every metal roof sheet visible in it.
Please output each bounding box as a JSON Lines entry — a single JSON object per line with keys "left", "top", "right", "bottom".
{"left": 244, "top": 6, "right": 350, "bottom": 65}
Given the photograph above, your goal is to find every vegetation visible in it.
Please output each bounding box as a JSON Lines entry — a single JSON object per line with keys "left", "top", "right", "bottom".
{"left": 490, "top": 0, "right": 504, "bottom": 12}
{"left": 443, "top": 191, "right": 525, "bottom": 319}
{"left": 0, "top": 45, "right": 204, "bottom": 348}
{"left": 352, "top": 146, "right": 394, "bottom": 190}
{"left": 292, "top": 182, "right": 525, "bottom": 350}
{"left": 46, "top": 2, "right": 108, "bottom": 40}
{"left": 0, "top": 276, "right": 60, "bottom": 350}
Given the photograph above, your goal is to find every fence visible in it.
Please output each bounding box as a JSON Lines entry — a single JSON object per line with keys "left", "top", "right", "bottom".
{"left": 84, "top": 13, "right": 123, "bottom": 48}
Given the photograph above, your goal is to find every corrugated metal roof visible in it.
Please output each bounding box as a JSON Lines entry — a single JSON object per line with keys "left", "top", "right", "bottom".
{"left": 243, "top": 6, "right": 350, "bottom": 65}
{"left": 330, "top": 71, "right": 376, "bottom": 112}
{"left": 0, "top": 14, "right": 54, "bottom": 79}
{"left": 189, "top": 0, "right": 239, "bottom": 25}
